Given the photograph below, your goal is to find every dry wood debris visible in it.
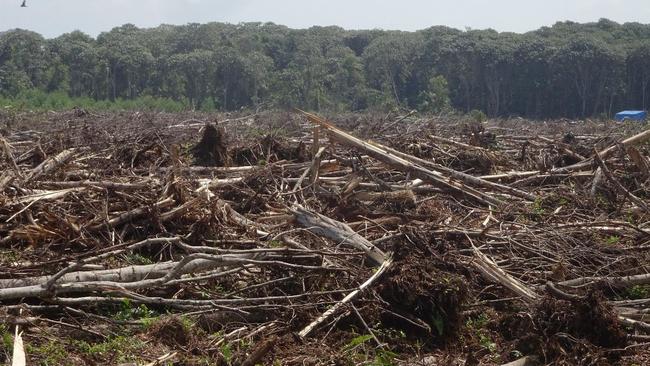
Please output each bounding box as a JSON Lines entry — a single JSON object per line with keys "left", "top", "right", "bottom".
{"left": 1, "top": 110, "right": 650, "bottom": 365}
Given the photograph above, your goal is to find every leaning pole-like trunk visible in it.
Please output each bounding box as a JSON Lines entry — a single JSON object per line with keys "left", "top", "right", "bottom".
{"left": 296, "top": 110, "right": 503, "bottom": 207}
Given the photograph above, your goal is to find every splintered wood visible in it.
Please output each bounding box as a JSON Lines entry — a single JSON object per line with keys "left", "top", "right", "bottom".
{"left": 1, "top": 110, "right": 650, "bottom": 364}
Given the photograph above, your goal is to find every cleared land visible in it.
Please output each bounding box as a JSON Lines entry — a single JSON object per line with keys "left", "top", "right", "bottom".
{"left": 1, "top": 110, "right": 650, "bottom": 365}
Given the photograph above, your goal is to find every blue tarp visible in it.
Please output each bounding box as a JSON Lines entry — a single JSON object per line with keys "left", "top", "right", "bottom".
{"left": 615, "top": 110, "right": 647, "bottom": 122}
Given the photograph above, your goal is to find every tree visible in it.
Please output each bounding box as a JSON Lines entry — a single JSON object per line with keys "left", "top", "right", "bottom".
{"left": 50, "top": 31, "right": 99, "bottom": 97}
{"left": 97, "top": 24, "right": 154, "bottom": 100}
{"left": 627, "top": 44, "right": 650, "bottom": 110}
{"left": 362, "top": 32, "right": 424, "bottom": 109}
{"left": 417, "top": 75, "right": 451, "bottom": 113}
{"left": 168, "top": 50, "right": 215, "bottom": 109}
{"left": 0, "top": 29, "right": 52, "bottom": 94}
{"left": 550, "top": 38, "right": 624, "bottom": 117}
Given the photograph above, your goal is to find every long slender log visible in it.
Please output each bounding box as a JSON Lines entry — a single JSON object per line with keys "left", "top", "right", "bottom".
{"left": 0, "top": 258, "right": 221, "bottom": 296}
{"left": 304, "top": 110, "right": 534, "bottom": 202}
{"left": 375, "top": 142, "right": 536, "bottom": 201}
{"left": 557, "top": 272, "right": 650, "bottom": 288}
{"left": 298, "top": 110, "right": 502, "bottom": 206}
{"left": 600, "top": 128, "right": 650, "bottom": 160}
{"left": 0, "top": 252, "right": 336, "bottom": 300}
{"left": 39, "top": 180, "right": 153, "bottom": 190}
{"left": 428, "top": 134, "right": 488, "bottom": 152}
{"left": 298, "top": 257, "right": 392, "bottom": 338}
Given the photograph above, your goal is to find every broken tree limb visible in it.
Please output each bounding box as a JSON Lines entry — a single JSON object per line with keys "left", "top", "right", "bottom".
{"left": 626, "top": 146, "right": 650, "bottom": 180}
{"left": 298, "top": 256, "right": 393, "bottom": 338}
{"left": 309, "top": 146, "right": 326, "bottom": 185}
{"left": 24, "top": 148, "right": 78, "bottom": 183}
{"left": 557, "top": 127, "right": 650, "bottom": 172}
{"left": 240, "top": 336, "right": 278, "bottom": 366}
{"left": 1, "top": 137, "right": 23, "bottom": 179}
{"left": 594, "top": 149, "right": 650, "bottom": 212}
{"left": 599, "top": 128, "right": 650, "bottom": 160}
{"left": 291, "top": 205, "right": 387, "bottom": 266}
{"left": 88, "top": 197, "right": 176, "bottom": 231}
{"left": 428, "top": 134, "right": 488, "bottom": 152}
{"left": 471, "top": 243, "right": 539, "bottom": 304}
{"left": 291, "top": 146, "right": 326, "bottom": 194}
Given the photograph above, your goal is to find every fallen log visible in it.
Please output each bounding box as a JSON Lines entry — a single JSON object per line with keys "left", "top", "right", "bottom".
{"left": 370, "top": 141, "right": 537, "bottom": 201}
{"left": 88, "top": 197, "right": 176, "bottom": 231}
{"left": 298, "top": 110, "right": 502, "bottom": 206}
{"left": 428, "top": 134, "right": 489, "bottom": 152}
{"left": 39, "top": 180, "right": 153, "bottom": 190}
{"left": 0, "top": 251, "right": 334, "bottom": 300}
{"left": 298, "top": 257, "right": 392, "bottom": 338}
{"left": 24, "top": 148, "right": 78, "bottom": 183}
{"left": 291, "top": 205, "right": 387, "bottom": 265}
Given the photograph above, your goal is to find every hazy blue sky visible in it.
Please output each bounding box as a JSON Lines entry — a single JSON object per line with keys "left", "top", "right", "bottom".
{"left": 1, "top": 0, "right": 649, "bottom": 38}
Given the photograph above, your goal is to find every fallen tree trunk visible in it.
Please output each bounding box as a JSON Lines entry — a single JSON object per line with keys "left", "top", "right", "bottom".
{"left": 298, "top": 110, "right": 503, "bottom": 206}
{"left": 291, "top": 205, "right": 387, "bottom": 265}
{"left": 370, "top": 141, "right": 537, "bottom": 201}
{"left": 24, "top": 148, "right": 78, "bottom": 183}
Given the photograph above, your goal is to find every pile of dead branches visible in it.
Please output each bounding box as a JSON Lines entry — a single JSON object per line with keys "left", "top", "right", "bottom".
{"left": 0, "top": 110, "right": 649, "bottom": 365}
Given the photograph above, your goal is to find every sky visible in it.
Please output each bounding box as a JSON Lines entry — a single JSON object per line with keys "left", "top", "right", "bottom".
{"left": 1, "top": 0, "right": 650, "bottom": 38}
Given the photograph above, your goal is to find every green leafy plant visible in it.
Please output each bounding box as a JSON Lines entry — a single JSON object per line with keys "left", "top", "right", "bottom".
{"left": 605, "top": 235, "right": 620, "bottom": 245}
{"left": 469, "top": 109, "right": 487, "bottom": 123}
{"left": 114, "top": 299, "right": 157, "bottom": 321}
{"left": 342, "top": 334, "right": 374, "bottom": 352}
{"left": 372, "top": 349, "right": 398, "bottom": 366}
{"left": 123, "top": 253, "right": 153, "bottom": 265}
{"left": 0, "top": 325, "right": 13, "bottom": 351}
{"left": 220, "top": 342, "right": 234, "bottom": 364}
{"left": 626, "top": 285, "right": 650, "bottom": 299}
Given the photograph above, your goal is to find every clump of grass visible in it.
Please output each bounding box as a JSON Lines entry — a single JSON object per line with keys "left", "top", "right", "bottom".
{"left": 74, "top": 336, "right": 146, "bottom": 364}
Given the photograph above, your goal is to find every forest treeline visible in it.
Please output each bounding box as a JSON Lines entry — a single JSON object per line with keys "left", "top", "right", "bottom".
{"left": 3, "top": 18, "right": 650, "bottom": 117}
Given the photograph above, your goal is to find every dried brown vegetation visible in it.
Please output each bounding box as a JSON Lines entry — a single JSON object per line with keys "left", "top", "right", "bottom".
{"left": 0, "top": 110, "right": 650, "bottom": 365}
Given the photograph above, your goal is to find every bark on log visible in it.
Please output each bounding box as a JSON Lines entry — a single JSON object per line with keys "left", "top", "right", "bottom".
{"left": 291, "top": 205, "right": 387, "bottom": 265}
{"left": 298, "top": 110, "right": 502, "bottom": 206}
{"left": 24, "top": 148, "right": 78, "bottom": 182}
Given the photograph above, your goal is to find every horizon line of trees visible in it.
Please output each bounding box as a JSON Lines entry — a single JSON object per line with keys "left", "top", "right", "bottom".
{"left": 3, "top": 18, "right": 650, "bottom": 118}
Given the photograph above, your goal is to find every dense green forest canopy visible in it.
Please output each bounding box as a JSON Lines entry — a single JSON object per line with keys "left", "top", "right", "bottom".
{"left": 2, "top": 18, "right": 650, "bottom": 118}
